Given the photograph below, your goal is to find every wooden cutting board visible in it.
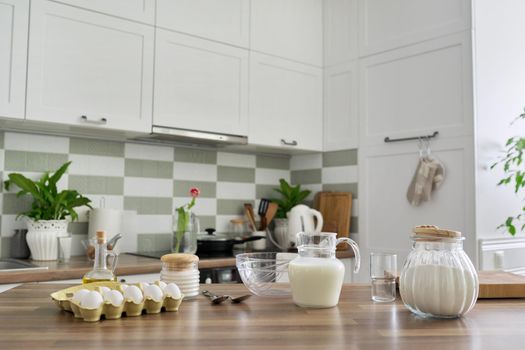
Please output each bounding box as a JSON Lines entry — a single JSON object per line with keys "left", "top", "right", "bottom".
{"left": 478, "top": 271, "right": 525, "bottom": 298}
{"left": 314, "top": 192, "right": 352, "bottom": 249}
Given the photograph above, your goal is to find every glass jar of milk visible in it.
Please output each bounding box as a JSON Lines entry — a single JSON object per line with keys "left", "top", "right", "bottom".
{"left": 288, "top": 232, "right": 361, "bottom": 308}
{"left": 399, "top": 226, "right": 479, "bottom": 318}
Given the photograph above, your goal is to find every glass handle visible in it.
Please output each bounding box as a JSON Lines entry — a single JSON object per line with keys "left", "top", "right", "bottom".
{"left": 107, "top": 251, "right": 119, "bottom": 273}
{"left": 336, "top": 237, "right": 360, "bottom": 273}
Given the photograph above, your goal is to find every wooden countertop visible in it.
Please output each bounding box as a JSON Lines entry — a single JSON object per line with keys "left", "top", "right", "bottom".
{"left": 1, "top": 284, "right": 525, "bottom": 350}
{"left": 0, "top": 251, "right": 354, "bottom": 284}
{"left": 0, "top": 254, "right": 237, "bottom": 284}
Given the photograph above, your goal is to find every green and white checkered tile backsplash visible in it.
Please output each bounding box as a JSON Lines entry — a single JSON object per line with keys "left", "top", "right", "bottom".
{"left": 0, "top": 131, "right": 358, "bottom": 258}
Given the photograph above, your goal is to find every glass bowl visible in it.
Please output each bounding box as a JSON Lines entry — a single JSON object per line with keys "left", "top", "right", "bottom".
{"left": 235, "top": 252, "right": 297, "bottom": 297}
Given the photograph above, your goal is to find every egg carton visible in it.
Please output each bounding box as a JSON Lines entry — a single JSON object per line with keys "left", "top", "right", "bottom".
{"left": 51, "top": 281, "right": 184, "bottom": 322}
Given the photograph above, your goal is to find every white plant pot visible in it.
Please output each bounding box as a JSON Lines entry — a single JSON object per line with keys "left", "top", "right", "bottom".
{"left": 26, "top": 220, "right": 68, "bottom": 261}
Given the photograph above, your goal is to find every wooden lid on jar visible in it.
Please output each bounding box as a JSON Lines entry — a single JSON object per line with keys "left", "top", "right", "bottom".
{"left": 161, "top": 253, "right": 199, "bottom": 269}
{"left": 411, "top": 225, "right": 462, "bottom": 240}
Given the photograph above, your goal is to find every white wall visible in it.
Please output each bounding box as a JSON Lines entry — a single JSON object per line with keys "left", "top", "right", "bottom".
{"left": 474, "top": 0, "right": 525, "bottom": 238}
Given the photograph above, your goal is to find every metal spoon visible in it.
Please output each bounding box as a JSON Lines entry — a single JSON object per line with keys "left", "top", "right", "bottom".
{"left": 228, "top": 294, "right": 251, "bottom": 304}
{"left": 202, "top": 290, "right": 229, "bottom": 305}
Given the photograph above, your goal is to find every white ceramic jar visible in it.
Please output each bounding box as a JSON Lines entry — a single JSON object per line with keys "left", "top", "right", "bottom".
{"left": 160, "top": 253, "right": 200, "bottom": 298}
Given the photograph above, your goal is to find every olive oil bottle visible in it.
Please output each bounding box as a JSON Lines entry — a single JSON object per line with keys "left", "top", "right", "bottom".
{"left": 82, "top": 230, "right": 118, "bottom": 284}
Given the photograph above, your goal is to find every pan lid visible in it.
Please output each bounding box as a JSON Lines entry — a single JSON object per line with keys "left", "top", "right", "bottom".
{"left": 197, "top": 228, "right": 229, "bottom": 241}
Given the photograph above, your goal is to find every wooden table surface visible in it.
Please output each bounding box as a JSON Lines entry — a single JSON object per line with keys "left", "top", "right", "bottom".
{"left": 1, "top": 284, "right": 525, "bottom": 350}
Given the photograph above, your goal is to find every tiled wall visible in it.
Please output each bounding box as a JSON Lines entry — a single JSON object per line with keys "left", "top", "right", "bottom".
{"left": 0, "top": 131, "right": 290, "bottom": 257}
{"left": 0, "top": 130, "right": 358, "bottom": 257}
{"left": 290, "top": 149, "right": 359, "bottom": 234}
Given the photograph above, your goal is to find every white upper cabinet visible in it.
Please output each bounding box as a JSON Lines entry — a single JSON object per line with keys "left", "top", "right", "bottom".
{"left": 0, "top": 0, "right": 29, "bottom": 119}
{"left": 52, "top": 0, "right": 156, "bottom": 24}
{"left": 251, "top": 0, "right": 323, "bottom": 66}
{"left": 249, "top": 53, "right": 323, "bottom": 151}
{"left": 358, "top": 0, "right": 471, "bottom": 56}
{"left": 359, "top": 32, "right": 473, "bottom": 146}
{"left": 324, "top": 61, "right": 358, "bottom": 151}
{"left": 154, "top": 30, "right": 249, "bottom": 136}
{"left": 156, "top": 0, "right": 250, "bottom": 48}
{"left": 324, "top": 0, "right": 357, "bottom": 67}
{"left": 26, "top": 0, "right": 154, "bottom": 133}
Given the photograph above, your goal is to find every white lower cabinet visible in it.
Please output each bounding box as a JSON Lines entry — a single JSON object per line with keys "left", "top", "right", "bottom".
{"left": 154, "top": 30, "right": 249, "bottom": 136}
{"left": 249, "top": 53, "right": 323, "bottom": 152}
{"left": 26, "top": 0, "right": 154, "bottom": 132}
{"left": 0, "top": 0, "right": 29, "bottom": 120}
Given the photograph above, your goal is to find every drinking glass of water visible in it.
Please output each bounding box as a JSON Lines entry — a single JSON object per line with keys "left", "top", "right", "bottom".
{"left": 370, "top": 252, "right": 397, "bottom": 302}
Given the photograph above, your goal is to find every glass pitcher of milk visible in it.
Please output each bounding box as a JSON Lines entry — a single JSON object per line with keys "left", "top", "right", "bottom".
{"left": 288, "top": 232, "right": 360, "bottom": 308}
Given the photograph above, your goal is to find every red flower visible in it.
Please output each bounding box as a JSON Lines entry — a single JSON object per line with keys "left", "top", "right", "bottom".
{"left": 190, "top": 187, "right": 200, "bottom": 198}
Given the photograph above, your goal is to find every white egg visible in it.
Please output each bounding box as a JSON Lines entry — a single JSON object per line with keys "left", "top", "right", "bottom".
{"left": 98, "top": 286, "right": 111, "bottom": 295}
{"left": 144, "top": 284, "right": 164, "bottom": 302}
{"left": 123, "top": 285, "right": 143, "bottom": 304}
{"left": 103, "top": 290, "right": 124, "bottom": 306}
{"left": 71, "top": 289, "right": 89, "bottom": 304}
{"left": 156, "top": 281, "right": 167, "bottom": 291}
{"left": 139, "top": 282, "right": 150, "bottom": 291}
{"left": 120, "top": 284, "right": 129, "bottom": 291}
{"left": 81, "top": 291, "right": 103, "bottom": 309}
{"left": 164, "top": 283, "right": 182, "bottom": 299}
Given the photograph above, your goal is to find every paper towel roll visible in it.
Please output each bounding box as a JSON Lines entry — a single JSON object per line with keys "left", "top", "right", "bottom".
{"left": 88, "top": 208, "right": 122, "bottom": 240}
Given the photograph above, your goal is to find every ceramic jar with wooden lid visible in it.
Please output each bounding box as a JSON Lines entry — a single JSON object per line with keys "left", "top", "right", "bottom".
{"left": 160, "top": 253, "right": 200, "bottom": 298}
{"left": 399, "top": 225, "right": 479, "bottom": 318}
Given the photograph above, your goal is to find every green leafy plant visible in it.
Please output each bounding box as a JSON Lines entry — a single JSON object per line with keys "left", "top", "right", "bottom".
{"left": 3, "top": 161, "right": 92, "bottom": 221}
{"left": 271, "top": 178, "right": 311, "bottom": 219}
{"left": 491, "top": 109, "right": 525, "bottom": 235}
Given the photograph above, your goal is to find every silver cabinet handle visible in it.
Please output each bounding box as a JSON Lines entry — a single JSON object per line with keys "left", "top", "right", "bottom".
{"left": 80, "top": 115, "right": 107, "bottom": 125}
{"left": 281, "top": 139, "right": 298, "bottom": 146}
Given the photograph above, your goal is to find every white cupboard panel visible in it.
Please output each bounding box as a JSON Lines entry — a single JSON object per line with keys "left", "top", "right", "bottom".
{"left": 358, "top": 0, "right": 470, "bottom": 56}
{"left": 323, "top": 0, "right": 358, "bottom": 66}
{"left": 52, "top": 0, "right": 155, "bottom": 24}
{"left": 251, "top": 0, "right": 323, "bottom": 66}
{"left": 0, "top": 0, "right": 29, "bottom": 119}
{"left": 249, "top": 53, "right": 322, "bottom": 151}
{"left": 27, "top": 0, "right": 154, "bottom": 132}
{"left": 154, "top": 30, "right": 249, "bottom": 136}
{"left": 360, "top": 138, "right": 476, "bottom": 267}
{"left": 156, "top": 0, "right": 249, "bottom": 48}
{"left": 360, "top": 33, "right": 473, "bottom": 146}
{"left": 324, "top": 61, "right": 358, "bottom": 151}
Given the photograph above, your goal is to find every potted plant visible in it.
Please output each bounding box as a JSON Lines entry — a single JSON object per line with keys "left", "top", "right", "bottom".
{"left": 4, "top": 161, "right": 92, "bottom": 260}
{"left": 270, "top": 179, "right": 311, "bottom": 248}
{"left": 491, "top": 110, "right": 525, "bottom": 235}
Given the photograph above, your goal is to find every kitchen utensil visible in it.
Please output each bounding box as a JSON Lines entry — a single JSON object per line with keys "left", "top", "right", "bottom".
{"left": 236, "top": 252, "right": 297, "bottom": 297}
{"left": 288, "top": 232, "right": 360, "bottom": 308}
{"left": 265, "top": 202, "right": 278, "bottom": 226}
{"left": 244, "top": 203, "right": 257, "bottom": 231}
{"left": 258, "top": 199, "right": 271, "bottom": 230}
{"left": 196, "top": 228, "right": 263, "bottom": 255}
{"left": 478, "top": 271, "right": 525, "bottom": 298}
{"left": 286, "top": 205, "right": 323, "bottom": 248}
{"left": 229, "top": 294, "right": 251, "bottom": 303}
{"left": 202, "top": 290, "right": 229, "bottom": 304}
{"left": 314, "top": 192, "right": 352, "bottom": 250}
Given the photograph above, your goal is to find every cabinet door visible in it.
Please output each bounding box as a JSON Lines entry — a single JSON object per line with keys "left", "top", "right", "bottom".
{"left": 359, "top": 32, "right": 473, "bottom": 146}
{"left": 249, "top": 53, "right": 322, "bottom": 151}
{"left": 359, "top": 137, "right": 476, "bottom": 270}
{"left": 251, "top": 0, "right": 323, "bottom": 66}
{"left": 52, "top": 0, "right": 156, "bottom": 24}
{"left": 26, "top": 0, "right": 154, "bottom": 133}
{"left": 0, "top": 0, "right": 29, "bottom": 119}
{"left": 156, "top": 0, "right": 249, "bottom": 48}
{"left": 154, "top": 30, "right": 249, "bottom": 136}
{"left": 324, "top": 61, "right": 358, "bottom": 151}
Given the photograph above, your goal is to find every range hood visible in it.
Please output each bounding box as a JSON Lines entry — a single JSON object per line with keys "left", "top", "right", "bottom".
{"left": 135, "top": 126, "right": 248, "bottom": 146}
